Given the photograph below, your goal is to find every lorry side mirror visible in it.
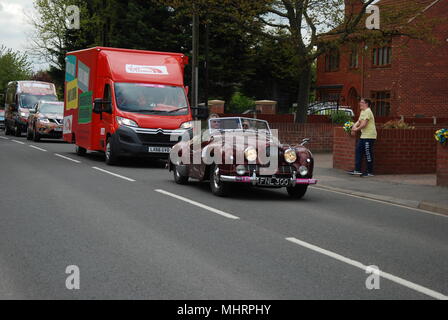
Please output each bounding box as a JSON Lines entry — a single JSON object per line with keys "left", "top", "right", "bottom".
{"left": 10, "top": 103, "right": 18, "bottom": 111}
{"left": 93, "top": 98, "right": 103, "bottom": 114}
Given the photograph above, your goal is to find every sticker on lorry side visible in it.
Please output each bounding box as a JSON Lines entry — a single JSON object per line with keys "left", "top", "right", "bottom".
{"left": 125, "top": 65, "right": 169, "bottom": 75}
{"left": 66, "top": 56, "right": 77, "bottom": 82}
{"left": 78, "top": 61, "right": 90, "bottom": 92}
{"left": 78, "top": 91, "right": 93, "bottom": 124}
{"left": 63, "top": 115, "right": 73, "bottom": 135}
{"left": 66, "top": 79, "right": 79, "bottom": 110}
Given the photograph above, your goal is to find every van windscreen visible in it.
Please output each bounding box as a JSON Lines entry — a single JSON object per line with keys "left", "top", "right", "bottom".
{"left": 20, "top": 94, "right": 58, "bottom": 109}
{"left": 114, "top": 83, "right": 189, "bottom": 116}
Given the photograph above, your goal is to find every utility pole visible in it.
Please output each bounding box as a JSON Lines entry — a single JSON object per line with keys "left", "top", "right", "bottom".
{"left": 191, "top": 2, "right": 199, "bottom": 109}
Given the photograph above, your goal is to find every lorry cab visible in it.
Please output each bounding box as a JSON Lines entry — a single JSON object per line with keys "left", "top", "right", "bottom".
{"left": 4, "top": 81, "right": 58, "bottom": 137}
{"left": 63, "top": 47, "right": 205, "bottom": 165}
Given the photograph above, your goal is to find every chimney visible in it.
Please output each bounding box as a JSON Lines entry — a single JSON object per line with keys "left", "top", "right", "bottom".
{"left": 345, "top": 0, "right": 365, "bottom": 19}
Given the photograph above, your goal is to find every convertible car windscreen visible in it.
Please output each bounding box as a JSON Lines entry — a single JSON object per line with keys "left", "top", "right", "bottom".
{"left": 114, "top": 83, "right": 189, "bottom": 115}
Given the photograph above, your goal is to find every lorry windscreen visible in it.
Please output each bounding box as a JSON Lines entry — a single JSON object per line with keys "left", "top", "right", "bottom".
{"left": 20, "top": 94, "right": 58, "bottom": 109}
{"left": 115, "top": 83, "right": 189, "bottom": 116}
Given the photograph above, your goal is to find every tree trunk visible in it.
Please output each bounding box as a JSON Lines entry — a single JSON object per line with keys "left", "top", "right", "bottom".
{"left": 295, "top": 64, "right": 312, "bottom": 123}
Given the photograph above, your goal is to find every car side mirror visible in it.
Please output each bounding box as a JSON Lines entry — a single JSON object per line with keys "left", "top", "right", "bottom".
{"left": 300, "top": 138, "right": 311, "bottom": 146}
{"left": 193, "top": 104, "right": 209, "bottom": 121}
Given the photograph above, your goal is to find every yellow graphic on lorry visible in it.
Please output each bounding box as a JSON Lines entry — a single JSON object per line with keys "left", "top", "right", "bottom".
{"left": 66, "top": 79, "right": 79, "bottom": 110}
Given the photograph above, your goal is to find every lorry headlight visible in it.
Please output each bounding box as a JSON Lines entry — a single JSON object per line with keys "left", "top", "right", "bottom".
{"left": 20, "top": 112, "right": 28, "bottom": 117}
{"left": 244, "top": 147, "right": 257, "bottom": 162}
{"left": 180, "top": 121, "right": 193, "bottom": 129}
{"left": 284, "top": 149, "right": 297, "bottom": 163}
{"left": 299, "top": 166, "right": 309, "bottom": 177}
{"left": 116, "top": 116, "right": 138, "bottom": 128}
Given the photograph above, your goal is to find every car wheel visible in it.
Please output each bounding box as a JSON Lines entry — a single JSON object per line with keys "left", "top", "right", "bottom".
{"left": 5, "top": 124, "right": 11, "bottom": 135}
{"left": 210, "top": 165, "right": 229, "bottom": 197}
{"left": 33, "top": 127, "right": 40, "bottom": 142}
{"left": 75, "top": 145, "right": 87, "bottom": 156}
{"left": 286, "top": 185, "right": 308, "bottom": 199}
{"left": 173, "top": 165, "right": 189, "bottom": 185}
{"left": 105, "top": 139, "right": 119, "bottom": 166}
{"left": 26, "top": 127, "right": 32, "bottom": 140}
{"left": 14, "top": 124, "right": 21, "bottom": 137}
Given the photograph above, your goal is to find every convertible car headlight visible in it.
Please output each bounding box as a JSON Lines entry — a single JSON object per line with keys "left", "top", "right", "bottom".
{"left": 39, "top": 118, "right": 50, "bottom": 124}
{"left": 284, "top": 148, "right": 297, "bottom": 163}
{"left": 299, "top": 166, "right": 309, "bottom": 177}
{"left": 116, "top": 116, "right": 138, "bottom": 128}
{"left": 244, "top": 147, "right": 258, "bottom": 162}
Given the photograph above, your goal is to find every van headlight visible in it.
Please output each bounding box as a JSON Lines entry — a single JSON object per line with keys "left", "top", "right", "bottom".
{"left": 284, "top": 148, "right": 297, "bottom": 163}
{"left": 244, "top": 147, "right": 257, "bottom": 162}
{"left": 116, "top": 116, "right": 138, "bottom": 128}
{"left": 180, "top": 121, "right": 193, "bottom": 129}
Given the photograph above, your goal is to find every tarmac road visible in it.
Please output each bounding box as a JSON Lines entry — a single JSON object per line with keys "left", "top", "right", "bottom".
{"left": 0, "top": 133, "right": 447, "bottom": 300}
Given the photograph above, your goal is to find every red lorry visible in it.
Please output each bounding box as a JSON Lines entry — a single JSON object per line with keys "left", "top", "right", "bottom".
{"left": 63, "top": 47, "right": 206, "bottom": 165}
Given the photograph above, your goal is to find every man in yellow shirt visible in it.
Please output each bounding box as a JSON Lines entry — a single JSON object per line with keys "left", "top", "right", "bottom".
{"left": 348, "top": 99, "right": 377, "bottom": 177}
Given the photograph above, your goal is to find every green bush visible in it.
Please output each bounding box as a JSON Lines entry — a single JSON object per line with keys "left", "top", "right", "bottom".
{"left": 229, "top": 92, "right": 255, "bottom": 113}
{"left": 330, "top": 111, "right": 353, "bottom": 124}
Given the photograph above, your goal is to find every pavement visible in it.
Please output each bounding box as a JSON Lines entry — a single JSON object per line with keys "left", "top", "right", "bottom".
{"left": 313, "top": 153, "right": 448, "bottom": 216}
{"left": 0, "top": 133, "right": 447, "bottom": 300}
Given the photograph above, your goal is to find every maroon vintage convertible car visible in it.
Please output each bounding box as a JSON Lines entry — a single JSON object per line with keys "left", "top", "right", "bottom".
{"left": 168, "top": 117, "right": 317, "bottom": 198}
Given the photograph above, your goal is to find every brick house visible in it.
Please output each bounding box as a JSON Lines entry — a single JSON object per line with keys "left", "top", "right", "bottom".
{"left": 316, "top": 0, "right": 448, "bottom": 118}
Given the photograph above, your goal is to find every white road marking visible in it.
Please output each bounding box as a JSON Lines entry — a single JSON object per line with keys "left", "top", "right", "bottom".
{"left": 155, "top": 189, "right": 240, "bottom": 220}
{"left": 0, "top": 136, "right": 9, "bottom": 140}
{"left": 12, "top": 140, "right": 25, "bottom": 145}
{"left": 311, "top": 186, "right": 448, "bottom": 219}
{"left": 55, "top": 154, "right": 81, "bottom": 164}
{"left": 286, "top": 237, "right": 448, "bottom": 300}
{"left": 29, "top": 145, "right": 47, "bottom": 152}
{"left": 92, "top": 167, "right": 136, "bottom": 182}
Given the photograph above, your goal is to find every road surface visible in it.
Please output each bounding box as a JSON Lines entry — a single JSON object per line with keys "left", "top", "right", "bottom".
{"left": 0, "top": 134, "right": 447, "bottom": 300}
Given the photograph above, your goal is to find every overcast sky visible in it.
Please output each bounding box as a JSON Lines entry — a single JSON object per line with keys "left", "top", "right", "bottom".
{"left": 0, "top": 0, "right": 49, "bottom": 71}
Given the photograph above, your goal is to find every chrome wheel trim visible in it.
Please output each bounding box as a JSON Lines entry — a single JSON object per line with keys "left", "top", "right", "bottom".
{"left": 106, "top": 142, "right": 111, "bottom": 160}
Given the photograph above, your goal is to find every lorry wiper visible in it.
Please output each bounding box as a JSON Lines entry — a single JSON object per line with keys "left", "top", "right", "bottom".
{"left": 167, "top": 107, "right": 189, "bottom": 113}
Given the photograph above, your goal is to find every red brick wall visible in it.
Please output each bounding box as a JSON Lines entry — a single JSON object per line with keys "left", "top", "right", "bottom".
{"left": 333, "top": 127, "right": 437, "bottom": 174}
{"left": 271, "top": 123, "right": 337, "bottom": 152}
{"left": 437, "top": 143, "right": 448, "bottom": 187}
{"left": 333, "top": 128, "right": 357, "bottom": 171}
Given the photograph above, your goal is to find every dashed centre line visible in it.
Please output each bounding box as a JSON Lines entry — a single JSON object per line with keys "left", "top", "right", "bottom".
{"left": 55, "top": 154, "right": 81, "bottom": 164}
{"left": 155, "top": 189, "right": 240, "bottom": 220}
{"left": 92, "top": 167, "right": 136, "bottom": 182}
{"left": 29, "top": 145, "right": 47, "bottom": 152}
{"left": 12, "top": 140, "right": 25, "bottom": 145}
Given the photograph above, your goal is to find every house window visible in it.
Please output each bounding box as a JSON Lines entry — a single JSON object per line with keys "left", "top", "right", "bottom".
{"left": 372, "top": 46, "right": 392, "bottom": 67}
{"left": 371, "top": 91, "right": 391, "bottom": 116}
{"left": 349, "top": 48, "right": 359, "bottom": 68}
{"left": 325, "top": 49, "right": 340, "bottom": 72}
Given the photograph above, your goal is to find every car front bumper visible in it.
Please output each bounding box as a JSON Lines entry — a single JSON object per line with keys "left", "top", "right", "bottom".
{"left": 220, "top": 173, "right": 317, "bottom": 187}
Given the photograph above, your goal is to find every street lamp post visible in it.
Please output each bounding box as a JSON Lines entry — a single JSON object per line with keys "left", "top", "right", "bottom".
{"left": 192, "top": 3, "right": 199, "bottom": 109}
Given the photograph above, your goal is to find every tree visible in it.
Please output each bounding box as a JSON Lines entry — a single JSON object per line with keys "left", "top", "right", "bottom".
{"left": 0, "top": 46, "right": 32, "bottom": 105}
